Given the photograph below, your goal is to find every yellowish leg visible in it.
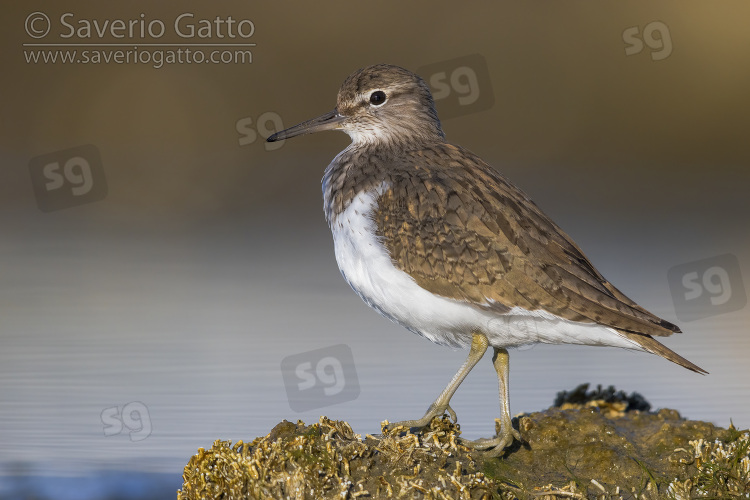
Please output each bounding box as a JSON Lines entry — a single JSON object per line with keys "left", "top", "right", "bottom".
{"left": 465, "top": 347, "right": 522, "bottom": 457}
{"left": 386, "top": 332, "right": 488, "bottom": 430}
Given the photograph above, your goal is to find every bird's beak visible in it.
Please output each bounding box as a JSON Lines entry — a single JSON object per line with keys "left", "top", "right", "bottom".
{"left": 267, "top": 109, "right": 346, "bottom": 142}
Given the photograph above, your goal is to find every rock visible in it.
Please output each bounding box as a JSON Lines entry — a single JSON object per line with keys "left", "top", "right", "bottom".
{"left": 177, "top": 385, "right": 749, "bottom": 499}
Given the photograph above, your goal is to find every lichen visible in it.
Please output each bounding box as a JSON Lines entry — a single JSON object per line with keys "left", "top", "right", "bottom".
{"left": 177, "top": 385, "right": 749, "bottom": 499}
{"left": 178, "top": 416, "right": 500, "bottom": 499}
{"left": 665, "top": 425, "right": 750, "bottom": 499}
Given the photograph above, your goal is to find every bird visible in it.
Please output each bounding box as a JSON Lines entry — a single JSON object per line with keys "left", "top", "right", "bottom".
{"left": 267, "top": 64, "right": 706, "bottom": 457}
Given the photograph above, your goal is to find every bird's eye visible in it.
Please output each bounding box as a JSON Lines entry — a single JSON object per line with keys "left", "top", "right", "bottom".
{"left": 369, "top": 90, "right": 387, "bottom": 106}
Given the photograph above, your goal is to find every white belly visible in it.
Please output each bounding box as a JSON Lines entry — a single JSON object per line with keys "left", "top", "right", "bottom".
{"left": 330, "top": 185, "right": 644, "bottom": 352}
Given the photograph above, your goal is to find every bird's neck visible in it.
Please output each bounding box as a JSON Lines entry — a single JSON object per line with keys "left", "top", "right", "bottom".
{"left": 347, "top": 122, "right": 445, "bottom": 151}
{"left": 327, "top": 138, "right": 430, "bottom": 226}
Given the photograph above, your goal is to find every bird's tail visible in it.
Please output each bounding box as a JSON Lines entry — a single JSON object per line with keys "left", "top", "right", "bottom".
{"left": 617, "top": 330, "right": 708, "bottom": 374}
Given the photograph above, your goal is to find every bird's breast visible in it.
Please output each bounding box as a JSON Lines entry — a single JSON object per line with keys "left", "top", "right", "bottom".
{"left": 323, "top": 167, "right": 645, "bottom": 353}
{"left": 328, "top": 183, "right": 490, "bottom": 348}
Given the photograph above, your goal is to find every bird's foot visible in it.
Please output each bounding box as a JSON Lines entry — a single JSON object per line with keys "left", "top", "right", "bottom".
{"left": 459, "top": 418, "right": 522, "bottom": 458}
{"left": 383, "top": 402, "right": 458, "bottom": 432}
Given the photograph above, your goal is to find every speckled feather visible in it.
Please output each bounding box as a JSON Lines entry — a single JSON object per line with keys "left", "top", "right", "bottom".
{"left": 324, "top": 141, "right": 682, "bottom": 327}
{"left": 310, "top": 64, "right": 705, "bottom": 373}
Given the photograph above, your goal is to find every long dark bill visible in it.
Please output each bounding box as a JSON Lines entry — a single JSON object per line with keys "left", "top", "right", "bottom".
{"left": 267, "top": 110, "right": 345, "bottom": 142}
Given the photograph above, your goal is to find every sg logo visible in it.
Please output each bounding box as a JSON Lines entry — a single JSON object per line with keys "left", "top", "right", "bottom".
{"left": 431, "top": 66, "right": 481, "bottom": 106}
{"left": 623, "top": 21, "right": 673, "bottom": 61}
{"left": 488, "top": 315, "right": 543, "bottom": 352}
{"left": 236, "top": 112, "right": 285, "bottom": 150}
{"left": 668, "top": 254, "right": 747, "bottom": 321}
{"left": 683, "top": 267, "right": 733, "bottom": 306}
{"left": 28, "top": 144, "right": 107, "bottom": 212}
{"left": 417, "top": 54, "right": 494, "bottom": 120}
{"left": 101, "top": 401, "right": 152, "bottom": 442}
{"left": 296, "top": 356, "right": 346, "bottom": 397}
{"left": 281, "top": 344, "right": 360, "bottom": 412}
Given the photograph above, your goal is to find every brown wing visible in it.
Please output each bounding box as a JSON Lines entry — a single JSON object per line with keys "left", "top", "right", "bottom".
{"left": 374, "top": 143, "right": 680, "bottom": 338}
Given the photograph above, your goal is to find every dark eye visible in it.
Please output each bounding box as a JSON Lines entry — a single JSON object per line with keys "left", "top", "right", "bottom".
{"left": 369, "top": 90, "right": 386, "bottom": 106}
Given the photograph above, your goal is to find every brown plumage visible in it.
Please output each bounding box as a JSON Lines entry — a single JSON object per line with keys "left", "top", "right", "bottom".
{"left": 371, "top": 143, "right": 705, "bottom": 373}
{"left": 268, "top": 64, "right": 706, "bottom": 456}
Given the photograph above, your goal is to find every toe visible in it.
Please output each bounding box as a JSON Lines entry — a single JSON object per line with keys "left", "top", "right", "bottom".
{"left": 445, "top": 404, "right": 458, "bottom": 423}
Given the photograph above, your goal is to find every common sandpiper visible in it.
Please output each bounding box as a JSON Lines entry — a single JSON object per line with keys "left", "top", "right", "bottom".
{"left": 267, "top": 64, "right": 706, "bottom": 456}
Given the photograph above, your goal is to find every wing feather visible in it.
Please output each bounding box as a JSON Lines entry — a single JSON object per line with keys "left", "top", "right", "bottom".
{"left": 374, "top": 143, "right": 680, "bottom": 338}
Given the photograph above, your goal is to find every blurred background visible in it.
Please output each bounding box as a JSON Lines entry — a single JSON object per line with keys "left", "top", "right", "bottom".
{"left": 1, "top": 1, "right": 749, "bottom": 498}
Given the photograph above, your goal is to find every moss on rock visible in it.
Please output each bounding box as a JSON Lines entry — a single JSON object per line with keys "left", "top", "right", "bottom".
{"left": 177, "top": 385, "right": 749, "bottom": 499}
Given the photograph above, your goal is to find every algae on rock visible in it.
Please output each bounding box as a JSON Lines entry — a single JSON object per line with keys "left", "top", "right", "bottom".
{"left": 177, "top": 385, "right": 749, "bottom": 499}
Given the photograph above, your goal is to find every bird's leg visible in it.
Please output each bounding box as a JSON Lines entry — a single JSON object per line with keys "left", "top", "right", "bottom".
{"left": 462, "top": 347, "right": 522, "bottom": 457}
{"left": 386, "top": 332, "right": 488, "bottom": 430}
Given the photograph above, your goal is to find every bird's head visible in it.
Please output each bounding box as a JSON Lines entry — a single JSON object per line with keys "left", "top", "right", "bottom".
{"left": 268, "top": 64, "right": 445, "bottom": 148}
